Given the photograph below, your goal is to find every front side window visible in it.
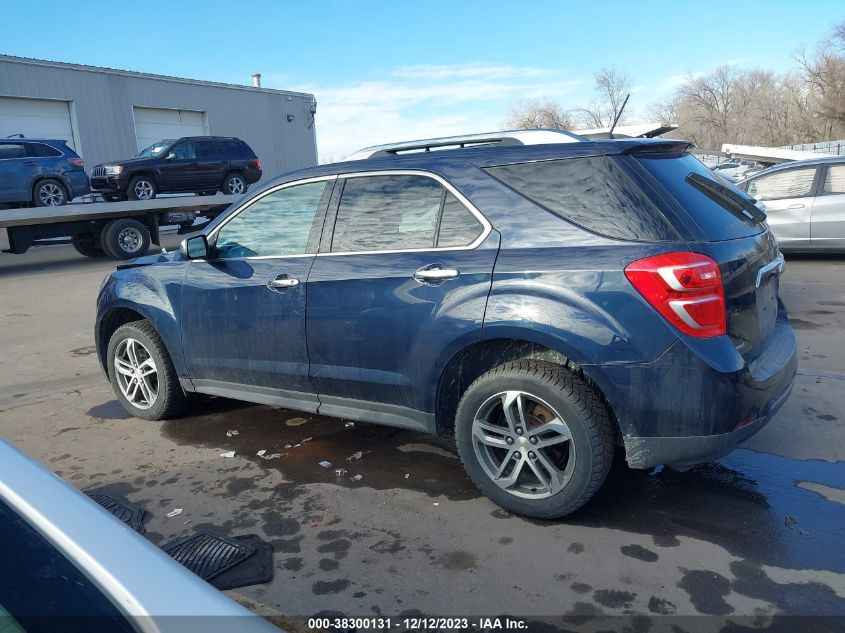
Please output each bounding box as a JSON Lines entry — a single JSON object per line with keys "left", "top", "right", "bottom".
{"left": 138, "top": 140, "right": 172, "bottom": 158}
{"left": 823, "top": 164, "right": 845, "bottom": 195}
{"left": 746, "top": 167, "right": 817, "bottom": 201}
{"left": 168, "top": 142, "right": 196, "bottom": 160}
{"left": 0, "top": 144, "right": 26, "bottom": 160}
{"left": 215, "top": 181, "right": 328, "bottom": 259}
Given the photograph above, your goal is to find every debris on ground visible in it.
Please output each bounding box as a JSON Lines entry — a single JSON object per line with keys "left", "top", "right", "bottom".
{"left": 351, "top": 474, "right": 363, "bottom": 481}
{"left": 226, "top": 429, "right": 239, "bottom": 437}
{"left": 404, "top": 473, "right": 410, "bottom": 479}
{"left": 318, "top": 460, "right": 332, "bottom": 468}
{"left": 220, "top": 451, "right": 236, "bottom": 458}
{"left": 257, "top": 449, "right": 281, "bottom": 460}
{"left": 344, "top": 422, "right": 355, "bottom": 429}
{"left": 432, "top": 502, "right": 440, "bottom": 507}
{"left": 334, "top": 468, "right": 348, "bottom": 477}
{"left": 286, "top": 417, "right": 308, "bottom": 427}
{"left": 347, "top": 451, "right": 363, "bottom": 462}
{"left": 166, "top": 508, "right": 183, "bottom": 518}
{"left": 302, "top": 437, "right": 313, "bottom": 443}
{"left": 184, "top": 519, "right": 192, "bottom": 525}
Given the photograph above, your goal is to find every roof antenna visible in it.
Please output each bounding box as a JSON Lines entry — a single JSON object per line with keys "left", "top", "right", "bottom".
{"left": 608, "top": 94, "right": 630, "bottom": 139}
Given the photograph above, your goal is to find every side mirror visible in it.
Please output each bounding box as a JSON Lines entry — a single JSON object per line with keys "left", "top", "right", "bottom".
{"left": 181, "top": 235, "right": 209, "bottom": 259}
{"left": 166, "top": 152, "right": 176, "bottom": 160}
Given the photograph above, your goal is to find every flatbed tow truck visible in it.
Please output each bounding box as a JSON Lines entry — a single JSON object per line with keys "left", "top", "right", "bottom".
{"left": 0, "top": 195, "right": 237, "bottom": 260}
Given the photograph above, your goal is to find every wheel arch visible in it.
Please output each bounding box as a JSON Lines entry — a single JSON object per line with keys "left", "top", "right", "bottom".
{"left": 31, "top": 177, "right": 68, "bottom": 202}
{"left": 434, "top": 337, "right": 621, "bottom": 444}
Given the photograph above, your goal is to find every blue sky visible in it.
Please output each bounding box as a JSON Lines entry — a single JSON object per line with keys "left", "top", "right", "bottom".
{"left": 2, "top": 0, "right": 842, "bottom": 159}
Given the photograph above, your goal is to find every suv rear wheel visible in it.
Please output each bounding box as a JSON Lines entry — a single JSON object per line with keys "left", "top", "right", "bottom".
{"left": 33, "top": 179, "right": 67, "bottom": 206}
{"left": 128, "top": 175, "right": 157, "bottom": 200}
{"left": 222, "top": 172, "right": 247, "bottom": 195}
{"left": 107, "top": 320, "right": 188, "bottom": 420}
{"left": 71, "top": 232, "right": 107, "bottom": 258}
{"left": 455, "top": 360, "right": 615, "bottom": 519}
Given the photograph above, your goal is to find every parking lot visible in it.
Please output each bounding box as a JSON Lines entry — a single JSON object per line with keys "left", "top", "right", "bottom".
{"left": 1, "top": 240, "right": 844, "bottom": 627}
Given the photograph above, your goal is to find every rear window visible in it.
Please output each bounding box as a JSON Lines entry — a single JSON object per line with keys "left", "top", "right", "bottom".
{"left": 0, "top": 143, "right": 26, "bottom": 159}
{"left": 636, "top": 154, "right": 764, "bottom": 241}
{"left": 484, "top": 156, "right": 680, "bottom": 242}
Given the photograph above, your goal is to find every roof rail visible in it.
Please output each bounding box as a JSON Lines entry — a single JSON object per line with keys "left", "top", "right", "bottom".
{"left": 346, "top": 129, "right": 585, "bottom": 161}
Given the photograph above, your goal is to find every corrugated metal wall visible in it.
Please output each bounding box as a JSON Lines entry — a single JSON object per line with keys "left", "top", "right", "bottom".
{"left": 0, "top": 56, "right": 318, "bottom": 181}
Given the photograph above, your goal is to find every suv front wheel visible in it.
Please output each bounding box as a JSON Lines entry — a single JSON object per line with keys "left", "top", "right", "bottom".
{"left": 455, "top": 360, "right": 615, "bottom": 519}
{"left": 128, "top": 175, "right": 157, "bottom": 200}
{"left": 107, "top": 320, "right": 188, "bottom": 420}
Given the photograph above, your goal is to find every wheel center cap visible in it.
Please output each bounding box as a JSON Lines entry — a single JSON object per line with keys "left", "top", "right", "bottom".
{"left": 517, "top": 436, "right": 529, "bottom": 449}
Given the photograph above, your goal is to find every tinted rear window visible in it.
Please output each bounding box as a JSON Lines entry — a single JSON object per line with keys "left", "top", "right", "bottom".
{"left": 484, "top": 156, "right": 680, "bottom": 241}
{"left": 27, "top": 143, "right": 62, "bottom": 157}
{"left": 637, "top": 154, "right": 763, "bottom": 241}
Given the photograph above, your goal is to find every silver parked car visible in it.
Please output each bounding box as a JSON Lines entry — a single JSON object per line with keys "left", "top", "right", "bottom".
{"left": 738, "top": 156, "right": 845, "bottom": 252}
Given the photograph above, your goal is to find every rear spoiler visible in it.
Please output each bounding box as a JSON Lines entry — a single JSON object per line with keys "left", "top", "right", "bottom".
{"left": 624, "top": 141, "right": 693, "bottom": 158}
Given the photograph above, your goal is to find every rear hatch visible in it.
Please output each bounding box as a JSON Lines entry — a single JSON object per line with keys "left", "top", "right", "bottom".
{"left": 632, "top": 149, "right": 782, "bottom": 360}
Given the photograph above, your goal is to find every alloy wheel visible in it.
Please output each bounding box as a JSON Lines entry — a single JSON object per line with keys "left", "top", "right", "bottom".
{"left": 39, "top": 183, "right": 65, "bottom": 206}
{"left": 472, "top": 391, "right": 575, "bottom": 499}
{"left": 114, "top": 338, "right": 158, "bottom": 410}
{"left": 134, "top": 180, "right": 154, "bottom": 199}
{"left": 228, "top": 177, "right": 245, "bottom": 194}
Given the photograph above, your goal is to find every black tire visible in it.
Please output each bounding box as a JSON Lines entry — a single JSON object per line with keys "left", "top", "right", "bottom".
{"left": 127, "top": 175, "right": 157, "bottom": 201}
{"left": 100, "top": 218, "right": 151, "bottom": 260}
{"left": 454, "top": 360, "right": 615, "bottom": 519}
{"left": 33, "top": 179, "right": 68, "bottom": 207}
{"left": 71, "top": 232, "right": 107, "bottom": 258}
{"left": 195, "top": 191, "right": 217, "bottom": 196}
{"left": 107, "top": 319, "right": 188, "bottom": 421}
{"left": 222, "top": 172, "right": 247, "bottom": 195}
{"left": 101, "top": 193, "right": 125, "bottom": 203}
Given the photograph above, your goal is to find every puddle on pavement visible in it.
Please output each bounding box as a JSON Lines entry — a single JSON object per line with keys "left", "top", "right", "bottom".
{"left": 161, "top": 398, "right": 478, "bottom": 501}
{"left": 159, "top": 397, "right": 845, "bottom": 574}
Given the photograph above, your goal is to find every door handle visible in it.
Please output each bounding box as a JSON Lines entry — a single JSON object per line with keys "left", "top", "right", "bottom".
{"left": 414, "top": 265, "right": 460, "bottom": 283}
{"left": 267, "top": 275, "right": 300, "bottom": 289}
{"left": 23, "top": 160, "right": 35, "bottom": 166}
{"left": 787, "top": 204, "right": 805, "bottom": 210}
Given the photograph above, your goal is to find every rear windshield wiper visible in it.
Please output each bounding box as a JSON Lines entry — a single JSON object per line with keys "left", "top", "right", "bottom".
{"left": 685, "top": 172, "right": 767, "bottom": 223}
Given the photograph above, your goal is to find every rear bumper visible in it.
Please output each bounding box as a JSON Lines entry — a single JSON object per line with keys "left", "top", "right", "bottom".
{"left": 245, "top": 169, "right": 262, "bottom": 184}
{"left": 591, "top": 316, "right": 798, "bottom": 469}
{"left": 65, "top": 171, "right": 90, "bottom": 198}
{"left": 621, "top": 376, "right": 793, "bottom": 469}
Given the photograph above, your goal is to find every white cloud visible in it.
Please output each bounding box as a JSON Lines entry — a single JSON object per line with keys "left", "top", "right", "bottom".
{"left": 272, "top": 63, "right": 589, "bottom": 161}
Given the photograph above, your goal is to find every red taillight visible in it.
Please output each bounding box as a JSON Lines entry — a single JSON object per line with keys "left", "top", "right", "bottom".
{"left": 68, "top": 158, "right": 84, "bottom": 167}
{"left": 624, "top": 251, "right": 726, "bottom": 338}
{"left": 251, "top": 158, "right": 260, "bottom": 170}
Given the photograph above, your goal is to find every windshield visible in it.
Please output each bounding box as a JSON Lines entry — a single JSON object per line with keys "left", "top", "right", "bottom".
{"left": 137, "top": 140, "right": 174, "bottom": 158}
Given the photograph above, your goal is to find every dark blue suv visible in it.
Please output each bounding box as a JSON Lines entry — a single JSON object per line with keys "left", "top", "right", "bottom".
{"left": 95, "top": 131, "right": 797, "bottom": 518}
{"left": 0, "top": 138, "right": 89, "bottom": 206}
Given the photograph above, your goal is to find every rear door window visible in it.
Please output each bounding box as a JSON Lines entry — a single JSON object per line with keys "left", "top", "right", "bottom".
{"left": 485, "top": 156, "right": 680, "bottom": 241}
{"left": 636, "top": 154, "right": 764, "bottom": 241}
{"left": 437, "top": 192, "right": 484, "bottom": 247}
{"left": 746, "top": 167, "right": 817, "bottom": 201}
{"left": 196, "top": 140, "right": 220, "bottom": 160}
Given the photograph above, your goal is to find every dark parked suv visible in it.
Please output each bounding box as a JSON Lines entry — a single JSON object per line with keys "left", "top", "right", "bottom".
{"left": 0, "top": 138, "right": 89, "bottom": 206}
{"left": 95, "top": 131, "right": 797, "bottom": 518}
{"left": 90, "top": 136, "right": 261, "bottom": 201}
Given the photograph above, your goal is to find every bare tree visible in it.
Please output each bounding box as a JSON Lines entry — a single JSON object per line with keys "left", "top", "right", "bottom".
{"left": 503, "top": 98, "right": 573, "bottom": 130}
{"left": 573, "top": 67, "right": 632, "bottom": 128}
{"left": 795, "top": 21, "right": 845, "bottom": 138}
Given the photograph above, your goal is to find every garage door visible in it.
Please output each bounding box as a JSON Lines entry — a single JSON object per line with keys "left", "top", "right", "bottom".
{"left": 133, "top": 107, "right": 207, "bottom": 152}
{"left": 0, "top": 97, "right": 76, "bottom": 149}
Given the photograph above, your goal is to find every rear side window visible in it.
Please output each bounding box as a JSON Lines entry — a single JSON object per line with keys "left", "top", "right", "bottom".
{"left": 27, "top": 143, "right": 62, "bottom": 157}
{"left": 637, "top": 154, "right": 763, "bottom": 241}
{"left": 822, "top": 164, "right": 845, "bottom": 195}
{"left": 0, "top": 143, "right": 26, "bottom": 159}
{"left": 331, "top": 175, "right": 483, "bottom": 252}
{"left": 746, "top": 167, "right": 817, "bottom": 201}
{"left": 485, "top": 157, "right": 679, "bottom": 241}
{"left": 219, "top": 140, "right": 255, "bottom": 160}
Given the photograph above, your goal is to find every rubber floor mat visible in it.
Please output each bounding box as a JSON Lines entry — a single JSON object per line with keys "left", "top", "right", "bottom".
{"left": 85, "top": 491, "right": 147, "bottom": 534}
{"left": 163, "top": 533, "right": 256, "bottom": 582}
{"left": 208, "top": 535, "right": 274, "bottom": 590}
